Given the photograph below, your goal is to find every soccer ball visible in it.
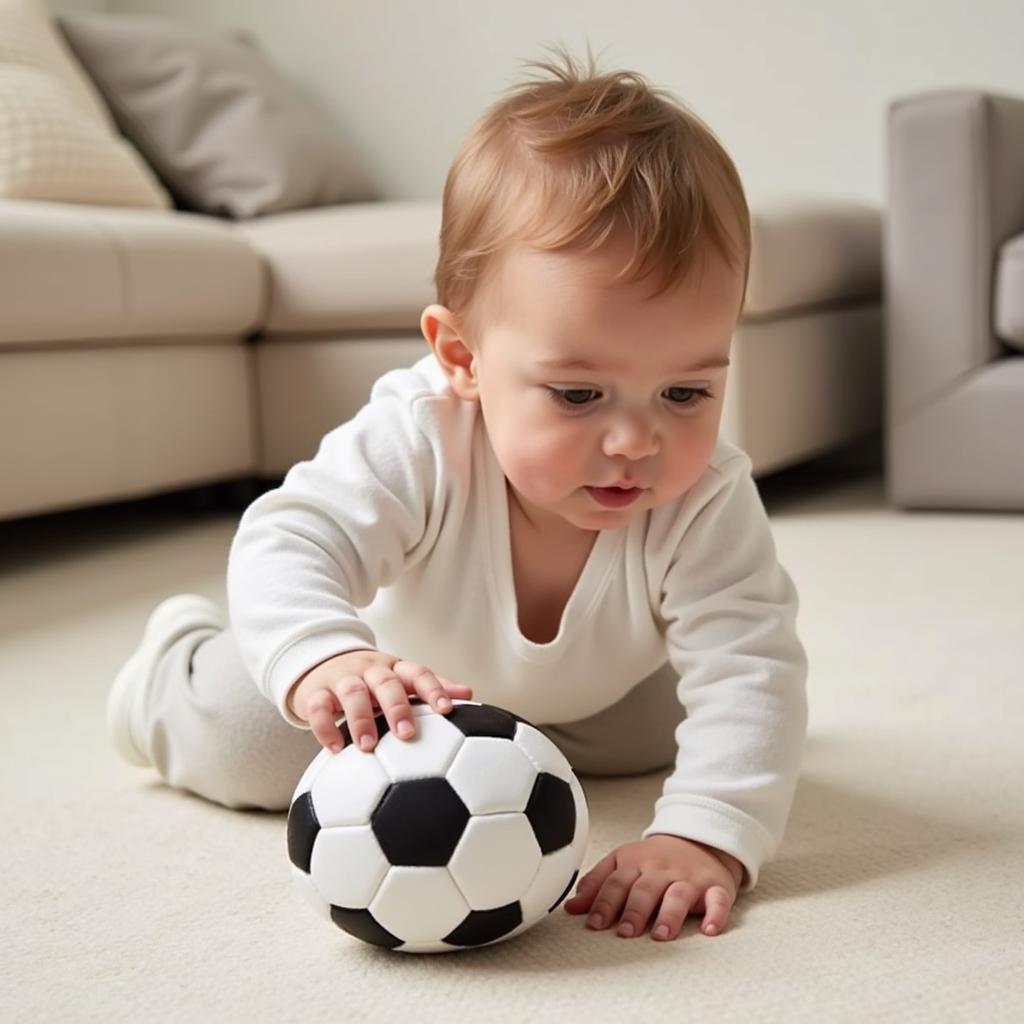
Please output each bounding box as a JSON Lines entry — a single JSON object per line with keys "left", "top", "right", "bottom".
{"left": 286, "top": 699, "right": 589, "bottom": 954}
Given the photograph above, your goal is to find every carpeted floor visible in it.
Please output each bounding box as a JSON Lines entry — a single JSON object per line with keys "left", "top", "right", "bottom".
{"left": 2, "top": 462, "right": 1023, "bottom": 1023}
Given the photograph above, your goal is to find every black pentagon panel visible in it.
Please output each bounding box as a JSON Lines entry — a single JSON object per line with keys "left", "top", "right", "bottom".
{"left": 372, "top": 779, "right": 470, "bottom": 866}
{"left": 445, "top": 702, "right": 521, "bottom": 740}
{"left": 444, "top": 902, "right": 523, "bottom": 947}
{"left": 548, "top": 869, "right": 578, "bottom": 914}
{"left": 524, "top": 773, "right": 576, "bottom": 854}
{"left": 286, "top": 791, "right": 320, "bottom": 873}
{"left": 339, "top": 709, "right": 391, "bottom": 749}
{"left": 330, "top": 906, "right": 402, "bottom": 949}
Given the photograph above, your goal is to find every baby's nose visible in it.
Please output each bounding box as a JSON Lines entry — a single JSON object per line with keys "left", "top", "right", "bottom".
{"left": 601, "top": 416, "right": 659, "bottom": 459}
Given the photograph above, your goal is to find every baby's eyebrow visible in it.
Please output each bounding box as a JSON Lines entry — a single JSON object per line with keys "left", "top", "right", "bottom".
{"left": 535, "top": 355, "right": 730, "bottom": 374}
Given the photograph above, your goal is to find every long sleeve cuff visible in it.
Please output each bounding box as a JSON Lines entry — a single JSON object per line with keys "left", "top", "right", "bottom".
{"left": 641, "top": 795, "right": 776, "bottom": 892}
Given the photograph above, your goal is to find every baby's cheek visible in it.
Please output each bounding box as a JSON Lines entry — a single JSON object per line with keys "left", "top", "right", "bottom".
{"left": 666, "top": 430, "right": 718, "bottom": 493}
{"left": 509, "top": 436, "right": 581, "bottom": 498}
{"left": 655, "top": 430, "right": 712, "bottom": 493}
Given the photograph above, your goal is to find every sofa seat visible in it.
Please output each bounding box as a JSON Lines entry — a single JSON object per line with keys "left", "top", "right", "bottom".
{"left": 0, "top": 199, "right": 263, "bottom": 520}
{"left": 232, "top": 200, "right": 439, "bottom": 333}
{"left": 0, "top": 199, "right": 262, "bottom": 346}
{"left": 743, "top": 198, "right": 880, "bottom": 318}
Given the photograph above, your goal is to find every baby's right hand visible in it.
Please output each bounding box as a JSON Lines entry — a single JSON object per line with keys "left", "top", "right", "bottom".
{"left": 286, "top": 649, "right": 474, "bottom": 753}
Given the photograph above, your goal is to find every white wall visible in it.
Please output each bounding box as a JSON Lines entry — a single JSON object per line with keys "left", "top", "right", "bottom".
{"left": 105, "top": 0, "right": 1024, "bottom": 208}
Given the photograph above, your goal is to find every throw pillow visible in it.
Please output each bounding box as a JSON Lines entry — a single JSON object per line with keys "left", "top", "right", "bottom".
{"left": 58, "top": 11, "right": 375, "bottom": 219}
{"left": 0, "top": 0, "right": 171, "bottom": 208}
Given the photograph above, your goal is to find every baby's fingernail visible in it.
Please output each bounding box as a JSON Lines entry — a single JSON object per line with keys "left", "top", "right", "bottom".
{"left": 398, "top": 721, "right": 415, "bottom": 738}
{"left": 703, "top": 923, "right": 719, "bottom": 936}
{"left": 437, "top": 697, "right": 452, "bottom": 710}
{"left": 587, "top": 914, "right": 603, "bottom": 929}
{"left": 359, "top": 735, "right": 374, "bottom": 751}
{"left": 653, "top": 925, "right": 670, "bottom": 940}
{"left": 330, "top": 744, "right": 342, "bottom": 754}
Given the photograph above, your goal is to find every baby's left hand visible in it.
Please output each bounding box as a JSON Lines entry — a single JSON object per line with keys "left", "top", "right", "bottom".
{"left": 563, "top": 834, "right": 744, "bottom": 941}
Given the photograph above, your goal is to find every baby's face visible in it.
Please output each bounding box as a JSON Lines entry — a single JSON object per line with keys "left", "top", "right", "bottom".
{"left": 437, "top": 235, "right": 743, "bottom": 535}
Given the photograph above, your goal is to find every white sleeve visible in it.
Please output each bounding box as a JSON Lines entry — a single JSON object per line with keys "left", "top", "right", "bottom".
{"left": 642, "top": 455, "right": 808, "bottom": 891}
{"left": 226, "top": 391, "right": 439, "bottom": 728}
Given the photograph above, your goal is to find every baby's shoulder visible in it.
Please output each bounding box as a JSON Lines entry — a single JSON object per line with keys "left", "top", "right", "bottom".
{"left": 368, "top": 353, "right": 451, "bottom": 406}
{"left": 705, "top": 436, "right": 753, "bottom": 480}
{"left": 366, "top": 354, "right": 477, "bottom": 452}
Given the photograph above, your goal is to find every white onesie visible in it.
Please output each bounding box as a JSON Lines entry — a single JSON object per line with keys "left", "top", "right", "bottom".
{"left": 226, "top": 354, "right": 808, "bottom": 888}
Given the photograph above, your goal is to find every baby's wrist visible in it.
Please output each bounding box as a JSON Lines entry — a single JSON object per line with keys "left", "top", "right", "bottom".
{"left": 694, "top": 842, "right": 744, "bottom": 886}
{"left": 287, "top": 648, "right": 382, "bottom": 721}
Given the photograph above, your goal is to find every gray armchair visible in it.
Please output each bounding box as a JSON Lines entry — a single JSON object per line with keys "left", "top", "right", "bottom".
{"left": 885, "top": 90, "right": 1024, "bottom": 510}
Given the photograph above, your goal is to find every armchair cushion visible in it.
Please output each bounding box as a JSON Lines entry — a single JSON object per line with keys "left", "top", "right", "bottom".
{"left": 995, "top": 233, "right": 1024, "bottom": 351}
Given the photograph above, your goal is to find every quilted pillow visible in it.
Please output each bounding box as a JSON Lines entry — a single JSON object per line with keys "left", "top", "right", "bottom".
{"left": 0, "top": 0, "right": 170, "bottom": 208}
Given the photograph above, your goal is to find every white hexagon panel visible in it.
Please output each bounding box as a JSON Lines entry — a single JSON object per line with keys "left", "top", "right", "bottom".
{"left": 370, "top": 866, "right": 470, "bottom": 945}
{"left": 446, "top": 736, "right": 538, "bottom": 813}
{"left": 309, "top": 747, "right": 391, "bottom": 827}
{"left": 448, "top": 813, "right": 542, "bottom": 909}
{"left": 374, "top": 712, "right": 466, "bottom": 781}
{"left": 310, "top": 824, "right": 390, "bottom": 908}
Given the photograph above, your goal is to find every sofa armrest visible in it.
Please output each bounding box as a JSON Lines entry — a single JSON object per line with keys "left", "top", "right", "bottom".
{"left": 885, "top": 90, "right": 1024, "bottom": 418}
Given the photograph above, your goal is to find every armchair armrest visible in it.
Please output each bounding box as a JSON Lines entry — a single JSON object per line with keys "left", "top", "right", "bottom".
{"left": 885, "top": 90, "right": 1024, "bottom": 418}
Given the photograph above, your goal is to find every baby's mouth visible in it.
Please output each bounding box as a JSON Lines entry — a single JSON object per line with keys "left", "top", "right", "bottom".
{"left": 586, "top": 485, "right": 644, "bottom": 508}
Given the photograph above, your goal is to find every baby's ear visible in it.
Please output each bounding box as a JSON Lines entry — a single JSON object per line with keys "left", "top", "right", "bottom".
{"left": 420, "top": 304, "right": 480, "bottom": 401}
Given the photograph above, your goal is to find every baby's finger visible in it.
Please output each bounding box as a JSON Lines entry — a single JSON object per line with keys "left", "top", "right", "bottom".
{"left": 584, "top": 866, "right": 640, "bottom": 931}
{"left": 650, "top": 880, "right": 700, "bottom": 941}
{"left": 335, "top": 676, "right": 380, "bottom": 752}
{"left": 305, "top": 688, "right": 344, "bottom": 751}
{"left": 699, "top": 885, "right": 734, "bottom": 937}
{"left": 437, "top": 675, "right": 474, "bottom": 698}
{"left": 616, "top": 875, "right": 667, "bottom": 939}
{"left": 563, "top": 852, "right": 616, "bottom": 915}
{"left": 363, "top": 665, "right": 417, "bottom": 740}
{"left": 392, "top": 661, "right": 455, "bottom": 714}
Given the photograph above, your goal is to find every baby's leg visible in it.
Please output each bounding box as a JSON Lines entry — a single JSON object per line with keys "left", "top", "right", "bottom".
{"left": 139, "top": 627, "right": 320, "bottom": 811}
{"left": 536, "top": 661, "right": 685, "bottom": 777}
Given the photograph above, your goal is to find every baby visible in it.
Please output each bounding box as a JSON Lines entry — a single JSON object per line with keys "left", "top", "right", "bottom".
{"left": 108, "top": 49, "right": 808, "bottom": 944}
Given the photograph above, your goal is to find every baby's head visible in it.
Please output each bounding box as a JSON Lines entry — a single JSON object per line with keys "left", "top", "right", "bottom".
{"left": 421, "top": 49, "right": 751, "bottom": 535}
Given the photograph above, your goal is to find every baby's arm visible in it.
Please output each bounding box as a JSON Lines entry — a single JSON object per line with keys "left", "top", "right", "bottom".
{"left": 644, "top": 453, "right": 809, "bottom": 891}
{"left": 226, "top": 377, "right": 452, "bottom": 730}
{"left": 564, "top": 455, "right": 806, "bottom": 941}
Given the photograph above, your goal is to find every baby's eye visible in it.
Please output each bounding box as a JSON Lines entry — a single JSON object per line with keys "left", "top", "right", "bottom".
{"left": 664, "top": 386, "right": 713, "bottom": 406}
{"left": 548, "top": 387, "right": 601, "bottom": 408}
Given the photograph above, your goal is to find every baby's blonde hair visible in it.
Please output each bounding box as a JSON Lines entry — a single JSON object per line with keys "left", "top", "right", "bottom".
{"left": 434, "top": 46, "right": 751, "bottom": 339}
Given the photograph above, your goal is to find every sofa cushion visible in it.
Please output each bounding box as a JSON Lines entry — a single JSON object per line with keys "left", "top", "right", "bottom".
{"left": 232, "top": 200, "right": 441, "bottom": 333}
{"left": 744, "top": 198, "right": 881, "bottom": 320}
{"left": 0, "top": 0, "right": 169, "bottom": 208}
{"left": 58, "top": 11, "right": 374, "bottom": 220}
{"left": 0, "top": 199, "right": 262, "bottom": 346}
{"left": 995, "top": 233, "right": 1024, "bottom": 352}
{"left": 235, "top": 198, "right": 882, "bottom": 335}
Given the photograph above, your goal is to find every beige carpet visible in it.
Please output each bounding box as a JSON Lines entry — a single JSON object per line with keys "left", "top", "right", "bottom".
{"left": 2, "top": 464, "right": 1023, "bottom": 1023}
